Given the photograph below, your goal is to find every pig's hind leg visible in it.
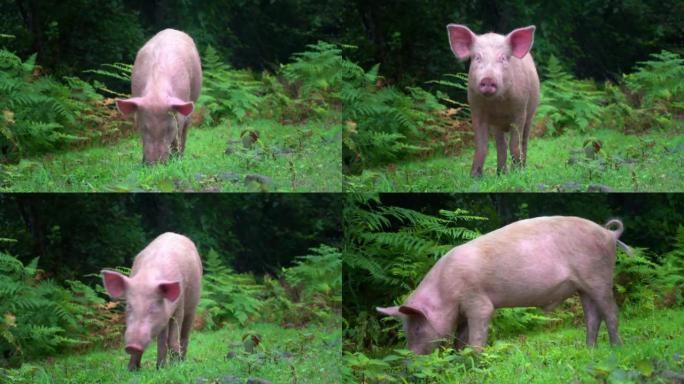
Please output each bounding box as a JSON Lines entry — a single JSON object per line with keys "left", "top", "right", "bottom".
{"left": 579, "top": 292, "right": 601, "bottom": 346}
{"left": 580, "top": 282, "right": 622, "bottom": 346}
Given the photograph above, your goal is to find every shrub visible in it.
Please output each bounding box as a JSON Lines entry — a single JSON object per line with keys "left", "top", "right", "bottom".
{"left": 535, "top": 55, "right": 603, "bottom": 136}
{"left": 0, "top": 251, "right": 114, "bottom": 367}
{"left": 198, "top": 249, "right": 264, "bottom": 329}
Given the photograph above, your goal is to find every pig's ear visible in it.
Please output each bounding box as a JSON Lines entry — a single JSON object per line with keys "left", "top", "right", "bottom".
{"left": 116, "top": 97, "right": 143, "bottom": 115}
{"left": 168, "top": 97, "right": 194, "bottom": 116}
{"left": 102, "top": 270, "right": 128, "bottom": 298}
{"left": 506, "top": 26, "right": 535, "bottom": 59}
{"left": 376, "top": 306, "right": 402, "bottom": 317}
{"left": 398, "top": 305, "right": 427, "bottom": 319}
{"left": 158, "top": 281, "right": 182, "bottom": 302}
{"left": 447, "top": 24, "right": 476, "bottom": 60}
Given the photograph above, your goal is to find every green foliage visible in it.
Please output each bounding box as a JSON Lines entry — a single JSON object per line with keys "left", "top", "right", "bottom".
{"left": 199, "top": 46, "right": 265, "bottom": 125}
{"left": 344, "top": 309, "right": 684, "bottom": 383}
{"left": 0, "top": 252, "right": 111, "bottom": 367}
{"left": 283, "top": 244, "right": 341, "bottom": 311}
{"left": 603, "top": 50, "right": 684, "bottom": 133}
{"left": 0, "top": 49, "right": 102, "bottom": 162}
{"left": 536, "top": 56, "right": 604, "bottom": 136}
{"left": 615, "top": 227, "right": 684, "bottom": 313}
{"left": 199, "top": 249, "right": 264, "bottom": 328}
{"left": 625, "top": 50, "right": 684, "bottom": 112}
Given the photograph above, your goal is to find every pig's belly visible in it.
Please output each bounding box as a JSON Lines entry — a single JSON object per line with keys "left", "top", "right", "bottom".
{"left": 488, "top": 279, "right": 578, "bottom": 310}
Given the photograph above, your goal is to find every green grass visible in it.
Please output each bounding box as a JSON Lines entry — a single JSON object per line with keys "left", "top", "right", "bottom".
{"left": 346, "top": 308, "right": 684, "bottom": 383}
{"left": 345, "top": 129, "right": 684, "bottom": 192}
{"left": 0, "top": 119, "right": 342, "bottom": 192}
{"left": 3, "top": 321, "right": 341, "bottom": 384}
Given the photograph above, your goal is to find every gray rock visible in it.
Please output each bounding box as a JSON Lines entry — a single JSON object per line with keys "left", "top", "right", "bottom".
{"left": 246, "top": 378, "right": 272, "bottom": 384}
{"left": 587, "top": 184, "right": 614, "bottom": 192}
{"left": 220, "top": 172, "right": 241, "bottom": 183}
{"left": 244, "top": 174, "right": 272, "bottom": 186}
{"left": 560, "top": 181, "right": 582, "bottom": 192}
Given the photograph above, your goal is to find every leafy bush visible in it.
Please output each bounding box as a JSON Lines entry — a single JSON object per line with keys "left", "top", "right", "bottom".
{"left": 198, "top": 46, "right": 265, "bottom": 125}
{"left": 624, "top": 50, "right": 684, "bottom": 113}
{"left": 198, "top": 249, "right": 264, "bottom": 329}
{"left": 0, "top": 251, "right": 115, "bottom": 367}
{"left": 0, "top": 50, "right": 97, "bottom": 162}
{"left": 283, "top": 244, "right": 341, "bottom": 310}
{"left": 603, "top": 50, "right": 684, "bottom": 133}
{"left": 535, "top": 55, "right": 604, "bottom": 136}
{"left": 262, "top": 244, "right": 342, "bottom": 326}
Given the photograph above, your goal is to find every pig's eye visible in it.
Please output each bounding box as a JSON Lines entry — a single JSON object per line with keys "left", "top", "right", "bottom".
{"left": 498, "top": 54, "right": 507, "bottom": 63}
{"left": 474, "top": 54, "right": 482, "bottom": 62}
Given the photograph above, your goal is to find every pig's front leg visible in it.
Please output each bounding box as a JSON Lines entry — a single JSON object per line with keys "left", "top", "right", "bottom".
{"left": 156, "top": 326, "right": 169, "bottom": 369}
{"left": 509, "top": 120, "right": 524, "bottom": 168}
{"left": 454, "top": 319, "right": 469, "bottom": 350}
{"left": 470, "top": 114, "right": 488, "bottom": 177}
{"left": 167, "top": 312, "right": 183, "bottom": 361}
{"left": 128, "top": 351, "right": 142, "bottom": 371}
{"left": 494, "top": 128, "right": 508, "bottom": 174}
{"left": 465, "top": 299, "right": 494, "bottom": 351}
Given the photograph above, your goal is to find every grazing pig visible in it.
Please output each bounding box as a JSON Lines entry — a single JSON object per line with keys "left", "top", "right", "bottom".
{"left": 117, "top": 29, "right": 202, "bottom": 164}
{"left": 102, "top": 233, "right": 203, "bottom": 370}
{"left": 446, "top": 24, "right": 540, "bottom": 177}
{"left": 378, "top": 216, "right": 630, "bottom": 354}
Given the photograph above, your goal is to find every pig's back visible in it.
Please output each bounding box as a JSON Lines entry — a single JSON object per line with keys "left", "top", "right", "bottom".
{"left": 131, "top": 29, "right": 202, "bottom": 101}
{"left": 131, "top": 233, "right": 202, "bottom": 300}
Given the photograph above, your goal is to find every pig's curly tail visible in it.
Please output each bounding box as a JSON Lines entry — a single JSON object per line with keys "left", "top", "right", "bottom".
{"left": 604, "top": 219, "right": 624, "bottom": 238}
{"left": 604, "top": 219, "right": 632, "bottom": 256}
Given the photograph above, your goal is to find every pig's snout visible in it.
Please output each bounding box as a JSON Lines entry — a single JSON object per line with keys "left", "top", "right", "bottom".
{"left": 479, "top": 77, "right": 497, "bottom": 95}
{"left": 125, "top": 344, "right": 144, "bottom": 355}
{"left": 142, "top": 145, "right": 171, "bottom": 165}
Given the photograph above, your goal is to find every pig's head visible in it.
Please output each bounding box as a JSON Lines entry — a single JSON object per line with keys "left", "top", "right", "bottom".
{"left": 447, "top": 24, "right": 535, "bottom": 98}
{"left": 377, "top": 305, "right": 443, "bottom": 355}
{"left": 101, "top": 270, "right": 182, "bottom": 361}
{"left": 116, "top": 96, "right": 194, "bottom": 165}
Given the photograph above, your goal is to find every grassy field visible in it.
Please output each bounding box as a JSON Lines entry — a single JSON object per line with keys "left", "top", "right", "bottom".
{"left": 2, "top": 321, "right": 341, "bottom": 384}
{"left": 345, "top": 129, "right": 684, "bottom": 192}
{"left": 346, "top": 308, "right": 684, "bottom": 383}
{"left": 0, "top": 119, "right": 342, "bottom": 192}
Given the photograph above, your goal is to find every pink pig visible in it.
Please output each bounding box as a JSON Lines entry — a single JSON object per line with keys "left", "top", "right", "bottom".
{"left": 378, "top": 216, "right": 630, "bottom": 354}
{"left": 117, "top": 29, "right": 203, "bottom": 164}
{"left": 447, "top": 24, "right": 540, "bottom": 177}
{"left": 102, "top": 232, "right": 203, "bottom": 370}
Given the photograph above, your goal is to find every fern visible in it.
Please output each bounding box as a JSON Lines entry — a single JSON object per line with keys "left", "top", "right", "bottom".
{"left": 535, "top": 55, "right": 604, "bottom": 136}
{"left": 625, "top": 50, "right": 684, "bottom": 112}
{"left": 0, "top": 252, "right": 109, "bottom": 365}
{"left": 198, "top": 45, "right": 264, "bottom": 125}
{"left": 0, "top": 48, "right": 105, "bottom": 162}
{"left": 198, "top": 249, "right": 264, "bottom": 328}
{"left": 602, "top": 50, "right": 684, "bottom": 133}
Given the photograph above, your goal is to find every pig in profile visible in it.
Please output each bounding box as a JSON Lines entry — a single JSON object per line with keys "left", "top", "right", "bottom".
{"left": 378, "top": 216, "right": 630, "bottom": 354}
{"left": 102, "top": 232, "right": 203, "bottom": 370}
{"left": 447, "top": 24, "right": 540, "bottom": 177}
{"left": 117, "top": 29, "right": 203, "bottom": 165}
